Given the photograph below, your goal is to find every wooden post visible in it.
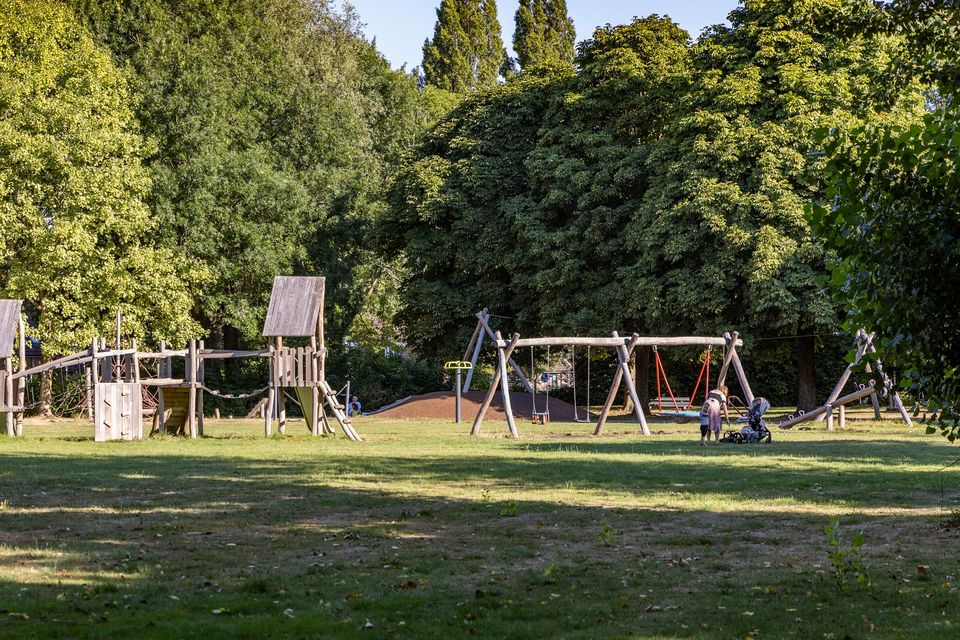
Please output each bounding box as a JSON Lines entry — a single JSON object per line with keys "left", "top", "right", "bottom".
{"left": 276, "top": 337, "right": 286, "bottom": 434}
{"left": 716, "top": 332, "right": 740, "bottom": 388}
{"left": 265, "top": 344, "right": 275, "bottom": 437}
{"left": 310, "top": 337, "right": 320, "bottom": 436}
{"left": 4, "top": 356, "right": 12, "bottom": 436}
{"left": 470, "top": 333, "right": 520, "bottom": 436}
{"left": 462, "top": 316, "right": 486, "bottom": 393}
{"left": 85, "top": 366, "right": 93, "bottom": 421}
{"left": 197, "top": 339, "right": 205, "bottom": 437}
{"left": 819, "top": 330, "right": 873, "bottom": 421}
{"left": 495, "top": 332, "right": 520, "bottom": 438}
{"left": 187, "top": 340, "right": 197, "bottom": 439}
{"left": 15, "top": 316, "right": 26, "bottom": 436}
{"left": 475, "top": 312, "right": 533, "bottom": 393}
{"left": 838, "top": 404, "right": 846, "bottom": 429}
{"left": 99, "top": 337, "right": 112, "bottom": 383}
{"left": 870, "top": 391, "right": 882, "bottom": 420}
{"left": 615, "top": 333, "right": 649, "bottom": 436}
{"left": 826, "top": 404, "right": 834, "bottom": 431}
{"left": 730, "top": 350, "right": 754, "bottom": 405}
{"left": 157, "top": 341, "right": 166, "bottom": 435}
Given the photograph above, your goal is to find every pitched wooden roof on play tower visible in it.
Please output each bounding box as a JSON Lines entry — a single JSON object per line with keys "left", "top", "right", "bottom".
{"left": 0, "top": 299, "right": 23, "bottom": 357}
{"left": 261, "top": 276, "right": 325, "bottom": 337}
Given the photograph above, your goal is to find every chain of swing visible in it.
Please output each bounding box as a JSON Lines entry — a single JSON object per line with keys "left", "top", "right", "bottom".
{"left": 524, "top": 343, "right": 722, "bottom": 422}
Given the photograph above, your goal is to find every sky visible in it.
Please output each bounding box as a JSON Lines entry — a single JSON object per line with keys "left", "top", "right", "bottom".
{"left": 344, "top": 0, "right": 740, "bottom": 71}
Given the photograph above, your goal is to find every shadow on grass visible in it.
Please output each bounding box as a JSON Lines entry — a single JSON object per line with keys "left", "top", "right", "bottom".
{"left": 0, "top": 446, "right": 958, "bottom": 639}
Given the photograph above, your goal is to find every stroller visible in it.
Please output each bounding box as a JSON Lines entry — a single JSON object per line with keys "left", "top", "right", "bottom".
{"left": 720, "top": 397, "right": 772, "bottom": 444}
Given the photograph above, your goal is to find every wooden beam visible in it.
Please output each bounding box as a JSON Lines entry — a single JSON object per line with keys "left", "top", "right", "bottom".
{"left": 614, "top": 333, "right": 650, "bottom": 436}
{"left": 195, "top": 349, "right": 269, "bottom": 359}
{"left": 462, "top": 316, "right": 486, "bottom": 393}
{"left": 818, "top": 330, "right": 874, "bottom": 421}
{"left": 496, "top": 336, "right": 743, "bottom": 349}
{"left": 594, "top": 332, "right": 641, "bottom": 436}
{"left": 15, "top": 316, "right": 25, "bottom": 436}
{"left": 476, "top": 312, "right": 532, "bottom": 393}
{"left": 470, "top": 333, "right": 520, "bottom": 436}
{"left": 187, "top": 340, "right": 197, "bottom": 439}
{"left": 716, "top": 332, "right": 740, "bottom": 388}
{"left": 778, "top": 384, "right": 877, "bottom": 429}
{"left": 730, "top": 349, "right": 754, "bottom": 404}
{"left": 496, "top": 331, "right": 520, "bottom": 438}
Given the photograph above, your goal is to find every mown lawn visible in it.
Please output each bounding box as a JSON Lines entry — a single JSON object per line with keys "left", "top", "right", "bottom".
{"left": 1, "top": 415, "right": 959, "bottom": 639}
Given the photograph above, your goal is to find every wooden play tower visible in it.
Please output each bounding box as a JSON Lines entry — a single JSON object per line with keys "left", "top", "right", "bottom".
{"left": 262, "top": 276, "right": 359, "bottom": 440}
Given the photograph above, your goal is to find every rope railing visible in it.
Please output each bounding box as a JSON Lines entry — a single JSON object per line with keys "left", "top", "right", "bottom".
{"left": 199, "top": 385, "right": 269, "bottom": 400}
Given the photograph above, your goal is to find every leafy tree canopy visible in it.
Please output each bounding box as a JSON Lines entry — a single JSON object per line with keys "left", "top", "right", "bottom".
{"left": 70, "top": 0, "right": 434, "bottom": 349}
{"left": 423, "top": 0, "right": 507, "bottom": 93}
{"left": 513, "top": 0, "right": 576, "bottom": 72}
{"left": 382, "top": 0, "right": 927, "bottom": 393}
{"left": 814, "top": 0, "right": 959, "bottom": 435}
{"left": 0, "top": 0, "right": 203, "bottom": 355}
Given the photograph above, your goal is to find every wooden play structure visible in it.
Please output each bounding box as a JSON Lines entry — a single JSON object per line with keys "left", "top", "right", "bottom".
{"left": 778, "top": 329, "right": 912, "bottom": 430}
{"left": 469, "top": 324, "right": 750, "bottom": 438}
{"left": 1, "top": 276, "right": 360, "bottom": 441}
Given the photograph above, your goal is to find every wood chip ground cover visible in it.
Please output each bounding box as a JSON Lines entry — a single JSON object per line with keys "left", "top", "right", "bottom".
{"left": 0, "top": 416, "right": 958, "bottom": 638}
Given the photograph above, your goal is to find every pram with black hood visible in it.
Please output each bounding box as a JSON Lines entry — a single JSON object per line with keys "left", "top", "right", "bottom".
{"left": 719, "top": 397, "right": 772, "bottom": 444}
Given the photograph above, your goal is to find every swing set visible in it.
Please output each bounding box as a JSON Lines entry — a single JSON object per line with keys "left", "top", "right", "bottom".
{"left": 463, "top": 317, "right": 750, "bottom": 438}
{"left": 527, "top": 344, "right": 594, "bottom": 425}
{"left": 650, "top": 345, "right": 715, "bottom": 420}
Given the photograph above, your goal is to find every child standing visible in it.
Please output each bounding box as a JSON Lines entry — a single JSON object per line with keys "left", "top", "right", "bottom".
{"left": 699, "top": 388, "right": 726, "bottom": 445}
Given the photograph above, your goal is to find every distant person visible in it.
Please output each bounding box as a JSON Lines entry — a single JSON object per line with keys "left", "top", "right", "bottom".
{"left": 699, "top": 388, "right": 726, "bottom": 445}
{"left": 348, "top": 396, "right": 361, "bottom": 417}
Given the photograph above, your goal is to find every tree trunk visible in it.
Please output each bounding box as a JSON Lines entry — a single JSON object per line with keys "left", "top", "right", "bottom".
{"left": 797, "top": 335, "right": 817, "bottom": 411}
{"left": 636, "top": 346, "right": 651, "bottom": 417}
{"left": 40, "top": 366, "right": 53, "bottom": 417}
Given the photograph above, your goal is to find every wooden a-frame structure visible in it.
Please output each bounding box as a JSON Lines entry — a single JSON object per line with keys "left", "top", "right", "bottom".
{"left": 470, "top": 330, "right": 748, "bottom": 438}
{"left": 779, "top": 329, "right": 912, "bottom": 430}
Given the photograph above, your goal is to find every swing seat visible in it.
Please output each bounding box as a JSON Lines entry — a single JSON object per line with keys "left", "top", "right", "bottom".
{"left": 531, "top": 411, "right": 550, "bottom": 425}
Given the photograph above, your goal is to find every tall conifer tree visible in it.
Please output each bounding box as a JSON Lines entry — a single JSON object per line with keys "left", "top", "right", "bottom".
{"left": 513, "top": 0, "right": 575, "bottom": 70}
{"left": 423, "top": 0, "right": 506, "bottom": 92}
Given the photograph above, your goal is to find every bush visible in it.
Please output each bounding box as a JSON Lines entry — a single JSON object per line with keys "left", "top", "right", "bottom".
{"left": 327, "top": 348, "right": 444, "bottom": 411}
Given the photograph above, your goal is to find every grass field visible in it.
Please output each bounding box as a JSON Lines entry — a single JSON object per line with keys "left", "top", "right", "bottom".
{"left": 1, "top": 414, "right": 959, "bottom": 638}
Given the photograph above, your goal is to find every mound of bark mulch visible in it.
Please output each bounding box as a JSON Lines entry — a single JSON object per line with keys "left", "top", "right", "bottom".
{"left": 370, "top": 390, "right": 591, "bottom": 422}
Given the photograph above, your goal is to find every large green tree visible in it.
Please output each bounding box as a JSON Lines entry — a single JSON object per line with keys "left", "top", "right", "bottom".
{"left": 0, "top": 0, "right": 202, "bottom": 354}
{"left": 383, "top": 1, "right": 927, "bottom": 409}
{"left": 423, "top": 0, "right": 506, "bottom": 92}
{"left": 814, "top": 0, "right": 959, "bottom": 434}
{"left": 72, "top": 0, "right": 431, "bottom": 349}
{"left": 513, "top": 0, "right": 576, "bottom": 71}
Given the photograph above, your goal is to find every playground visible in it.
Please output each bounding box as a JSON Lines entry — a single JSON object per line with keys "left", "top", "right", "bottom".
{"left": 1, "top": 415, "right": 958, "bottom": 639}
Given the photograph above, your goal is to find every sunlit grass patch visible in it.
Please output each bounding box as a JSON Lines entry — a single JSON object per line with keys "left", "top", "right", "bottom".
{"left": 0, "top": 416, "right": 957, "bottom": 637}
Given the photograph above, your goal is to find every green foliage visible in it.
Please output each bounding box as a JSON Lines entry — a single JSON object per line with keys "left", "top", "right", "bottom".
{"left": 0, "top": 0, "right": 202, "bottom": 354}
{"left": 597, "top": 519, "right": 620, "bottom": 547}
{"left": 384, "top": 2, "right": 925, "bottom": 389}
{"left": 57, "top": 0, "right": 438, "bottom": 352}
{"left": 423, "top": 0, "right": 506, "bottom": 93}
{"left": 498, "top": 500, "right": 519, "bottom": 517}
{"left": 513, "top": 0, "right": 575, "bottom": 72}
{"left": 326, "top": 349, "right": 443, "bottom": 411}
{"left": 813, "top": 2, "right": 959, "bottom": 437}
{"left": 824, "top": 518, "right": 870, "bottom": 588}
